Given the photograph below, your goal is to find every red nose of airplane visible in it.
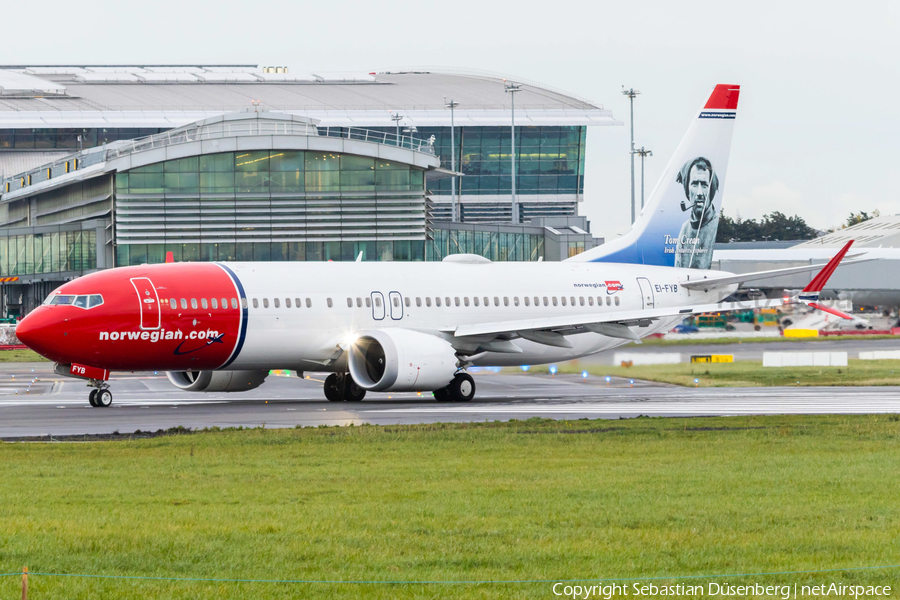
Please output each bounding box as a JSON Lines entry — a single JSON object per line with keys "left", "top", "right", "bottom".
{"left": 15, "top": 307, "right": 62, "bottom": 360}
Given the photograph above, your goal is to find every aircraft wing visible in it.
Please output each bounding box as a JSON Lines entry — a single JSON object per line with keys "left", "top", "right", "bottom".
{"left": 446, "top": 298, "right": 784, "bottom": 342}
{"left": 681, "top": 243, "right": 869, "bottom": 291}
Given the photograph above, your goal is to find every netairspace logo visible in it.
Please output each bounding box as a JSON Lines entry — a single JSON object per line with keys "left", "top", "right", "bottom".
{"left": 550, "top": 581, "right": 892, "bottom": 599}
{"left": 99, "top": 329, "right": 220, "bottom": 342}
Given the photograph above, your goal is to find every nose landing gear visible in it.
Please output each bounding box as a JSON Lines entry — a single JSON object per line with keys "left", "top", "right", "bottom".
{"left": 87, "top": 381, "right": 113, "bottom": 408}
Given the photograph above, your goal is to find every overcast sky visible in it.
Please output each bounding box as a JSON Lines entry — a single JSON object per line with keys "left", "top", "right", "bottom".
{"left": 6, "top": 0, "right": 898, "bottom": 241}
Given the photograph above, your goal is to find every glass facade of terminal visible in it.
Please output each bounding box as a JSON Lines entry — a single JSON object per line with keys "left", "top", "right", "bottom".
{"left": 114, "top": 150, "right": 427, "bottom": 266}
{"left": 0, "top": 125, "right": 586, "bottom": 196}
{"left": 0, "top": 229, "right": 96, "bottom": 276}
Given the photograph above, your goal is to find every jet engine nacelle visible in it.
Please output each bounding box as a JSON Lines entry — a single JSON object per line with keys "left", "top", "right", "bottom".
{"left": 166, "top": 370, "right": 269, "bottom": 392}
{"left": 348, "top": 329, "right": 458, "bottom": 392}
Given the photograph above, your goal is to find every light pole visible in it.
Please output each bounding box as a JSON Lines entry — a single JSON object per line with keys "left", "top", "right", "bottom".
{"left": 390, "top": 112, "right": 403, "bottom": 146}
{"left": 504, "top": 82, "right": 522, "bottom": 224}
{"left": 444, "top": 98, "right": 459, "bottom": 222}
{"left": 622, "top": 87, "right": 641, "bottom": 224}
{"left": 632, "top": 146, "right": 652, "bottom": 211}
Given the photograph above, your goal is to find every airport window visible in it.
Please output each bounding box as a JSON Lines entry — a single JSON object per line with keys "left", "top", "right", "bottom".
{"left": 464, "top": 297, "right": 470, "bottom": 307}
{"left": 552, "top": 297, "right": 558, "bottom": 306}
{"left": 503, "top": 297, "right": 509, "bottom": 306}
{"left": 524, "top": 296, "right": 530, "bottom": 307}
{"left": 347, "top": 298, "right": 353, "bottom": 308}
{"left": 454, "top": 297, "right": 460, "bottom": 307}
{"left": 252, "top": 298, "right": 259, "bottom": 309}
{"left": 191, "top": 298, "right": 198, "bottom": 309}
{"left": 416, "top": 297, "right": 422, "bottom": 307}
{"left": 405, "top": 297, "right": 411, "bottom": 307}
{"left": 425, "top": 297, "right": 432, "bottom": 307}
{"left": 274, "top": 298, "right": 280, "bottom": 308}
{"left": 327, "top": 298, "right": 333, "bottom": 308}
{"left": 356, "top": 298, "right": 362, "bottom": 308}
{"left": 201, "top": 298, "right": 208, "bottom": 309}
{"left": 170, "top": 298, "right": 177, "bottom": 309}
{"left": 435, "top": 297, "right": 441, "bottom": 307}
{"left": 588, "top": 297, "right": 594, "bottom": 306}
{"left": 614, "top": 296, "right": 620, "bottom": 306}
{"left": 473, "top": 297, "right": 479, "bottom": 307}
{"left": 234, "top": 298, "right": 241, "bottom": 309}
{"left": 306, "top": 298, "right": 312, "bottom": 308}
{"left": 494, "top": 297, "right": 500, "bottom": 306}
{"left": 286, "top": 298, "right": 292, "bottom": 308}
{"left": 263, "top": 298, "right": 269, "bottom": 308}
{"left": 181, "top": 298, "right": 188, "bottom": 309}
{"left": 211, "top": 298, "right": 218, "bottom": 309}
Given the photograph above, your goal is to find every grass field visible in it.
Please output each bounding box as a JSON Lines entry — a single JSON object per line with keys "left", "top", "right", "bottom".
{"left": 630, "top": 334, "right": 900, "bottom": 347}
{"left": 530, "top": 359, "right": 900, "bottom": 387}
{"left": 2, "top": 416, "right": 899, "bottom": 599}
{"left": 0, "top": 348, "right": 47, "bottom": 362}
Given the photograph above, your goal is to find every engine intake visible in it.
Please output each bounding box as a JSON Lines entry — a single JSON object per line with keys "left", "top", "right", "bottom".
{"left": 348, "top": 329, "right": 458, "bottom": 392}
{"left": 166, "top": 370, "right": 269, "bottom": 392}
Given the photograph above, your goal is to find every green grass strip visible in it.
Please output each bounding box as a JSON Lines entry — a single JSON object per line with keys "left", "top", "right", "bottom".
{"left": 11, "top": 564, "right": 900, "bottom": 585}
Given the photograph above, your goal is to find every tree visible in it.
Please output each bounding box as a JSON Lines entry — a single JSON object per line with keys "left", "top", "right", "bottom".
{"left": 716, "top": 211, "right": 817, "bottom": 243}
{"left": 846, "top": 209, "right": 880, "bottom": 228}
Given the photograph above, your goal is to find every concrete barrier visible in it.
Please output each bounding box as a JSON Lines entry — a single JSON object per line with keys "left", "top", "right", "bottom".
{"left": 614, "top": 352, "right": 681, "bottom": 366}
{"left": 859, "top": 350, "right": 900, "bottom": 360}
{"left": 762, "top": 351, "right": 847, "bottom": 367}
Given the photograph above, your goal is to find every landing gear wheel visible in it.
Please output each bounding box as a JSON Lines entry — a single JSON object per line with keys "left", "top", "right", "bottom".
{"left": 433, "top": 388, "right": 451, "bottom": 402}
{"left": 448, "top": 373, "right": 476, "bottom": 402}
{"left": 88, "top": 389, "right": 99, "bottom": 407}
{"left": 96, "top": 389, "right": 113, "bottom": 408}
{"left": 324, "top": 373, "right": 343, "bottom": 402}
{"left": 343, "top": 376, "right": 366, "bottom": 402}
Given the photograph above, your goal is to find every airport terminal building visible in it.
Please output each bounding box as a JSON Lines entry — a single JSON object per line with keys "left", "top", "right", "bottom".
{"left": 0, "top": 65, "right": 616, "bottom": 315}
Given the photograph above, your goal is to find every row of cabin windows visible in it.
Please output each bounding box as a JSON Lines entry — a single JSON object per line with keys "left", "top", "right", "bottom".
{"left": 246, "top": 295, "right": 621, "bottom": 310}
{"left": 169, "top": 297, "right": 239, "bottom": 310}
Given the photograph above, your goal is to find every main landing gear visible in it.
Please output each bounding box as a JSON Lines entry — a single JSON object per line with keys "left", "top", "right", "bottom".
{"left": 324, "top": 373, "right": 367, "bottom": 402}
{"left": 88, "top": 381, "right": 113, "bottom": 408}
{"left": 433, "top": 372, "right": 476, "bottom": 402}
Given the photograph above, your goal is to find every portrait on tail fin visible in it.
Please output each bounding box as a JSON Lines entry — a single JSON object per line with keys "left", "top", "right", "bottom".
{"left": 674, "top": 157, "right": 719, "bottom": 269}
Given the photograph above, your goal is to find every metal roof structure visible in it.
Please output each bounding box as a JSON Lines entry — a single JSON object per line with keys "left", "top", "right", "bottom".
{"left": 792, "top": 215, "right": 900, "bottom": 249}
{"left": 0, "top": 65, "right": 618, "bottom": 129}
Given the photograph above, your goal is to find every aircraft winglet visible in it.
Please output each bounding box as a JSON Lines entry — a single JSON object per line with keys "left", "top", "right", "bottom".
{"left": 797, "top": 240, "right": 854, "bottom": 319}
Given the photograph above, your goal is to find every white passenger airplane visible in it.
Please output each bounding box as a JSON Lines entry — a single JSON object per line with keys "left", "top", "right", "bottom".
{"left": 15, "top": 84, "right": 863, "bottom": 406}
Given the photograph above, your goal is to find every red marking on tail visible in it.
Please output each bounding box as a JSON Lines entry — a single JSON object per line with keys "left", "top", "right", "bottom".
{"left": 165, "top": 251, "right": 174, "bottom": 263}
{"left": 802, "top": 240, "right": 854, "bottom": 293}
{"left": 704, "top": 84, "right": 741, "bottom": 110}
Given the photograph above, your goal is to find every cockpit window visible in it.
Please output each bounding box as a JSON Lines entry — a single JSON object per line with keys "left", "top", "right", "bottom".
{"left": 47, "top": 294, "right": 104, "bottom": 309}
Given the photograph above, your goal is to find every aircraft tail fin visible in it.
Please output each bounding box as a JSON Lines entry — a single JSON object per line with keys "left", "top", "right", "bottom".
{"left": 569, "top": 84, "right": 740, "bottom": 269}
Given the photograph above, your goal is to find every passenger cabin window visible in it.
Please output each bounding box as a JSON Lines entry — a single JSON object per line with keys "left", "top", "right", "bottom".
{"left": 252, "top": 299, "right": 259, "bottom": 309}
{"left": 211, "top": 298, "right": 218, "bottom": 309}
{"left": 223, "top": 298, "right": 228, "bottom": 309}
{"left": 365, "top": 297, "right": 371, "bottom": 308}
{"left": 347, "top": 298, "right": 353, "bottom": 308}
{"left": 552, "top": 297, "right": 558, "bottom": 306}
{"left": 494, "top": 297, "right": 499, "bottom": 306}
{"left": 201, "top": 298, "right": 208, "bottom": 309}
{"left": 181, "top": 299, "right": 188, "bottom": 309}
{"left": 416, "top": 298, "right": 422, "bottom": 307}
{"left": 426, "top": 297, "right": 432, "bottom": 307}
{"left": 263, "top": 298, "right": 269, "bottom": 308}
{"left": 306, "top": 298, "right": 312, "bottom": 308}
{"left": 561, "top": 297, "right": 567, "bottom": 306}
{"left": 454, "top": 297, "right": 460, "bottom": 307}
{"left": 393, "top": 297, "right": 400, "bottom": 308}
{"left": 445, "top": 297, "right": 451, "bottom": 306}
{"left": 588, "top": 297, "right": 594, "bottom": 306}
{"left": 570, "top": 296, "right": 576, "bottom": 306}
{"left": 191, "top": 298, "right": 198, "bottom": 309}
{"left": 606, "top": 297, "right": 611, "bottom": 306}
{"left": 170, "top": 298, "right": 177, "bottom": 309}
{"left": 274, "top": 298, "right": 280, "bottom": 308}
{"left": 523, "top": 297, "right": 529, "bottom": 306}
{"left": 327, "top": 298, "right": 333, "bottom": 308}
{"left": 615, "top": 296, "right": 620, "bottom": 306}
{"left": 543, "top": 297, "right": 549, "bottom": 306}
{"left": 405, "top": 297, "right": 411, "bottom": 307}
{"left": 435, "top": 297, "right": 441, "bottom": 307}
{"left": 374, "top": 297, "right": 381, "bottom": 307}
{"left": 473, "top": 297, "right": 479, "bottom": 307}
{"left": 286, "top": 298, "right": 292, "bottom": 308}
{"left": 356, "top": 298, "right": 362, "bottom": 307}
{"left": 503, "top": 297, "right": 509, "bottom": 307}
{"left": 579, "top": 297, "right": 585, "bottom": 306}
{"left": 464, "top": 297, "right": 470, "bottom": 307}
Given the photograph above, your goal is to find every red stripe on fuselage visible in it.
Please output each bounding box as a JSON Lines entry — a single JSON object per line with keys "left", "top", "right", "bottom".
{"left": 17, "top": 263, "right": 242, "bottom": 371}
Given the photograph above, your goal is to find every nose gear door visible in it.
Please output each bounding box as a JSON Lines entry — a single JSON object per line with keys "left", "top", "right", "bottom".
{"left": 131, "top": 277, "right": 161, "bottom": 330}
{"left": 636, "top": 277, "right": 655, "bottom": 310}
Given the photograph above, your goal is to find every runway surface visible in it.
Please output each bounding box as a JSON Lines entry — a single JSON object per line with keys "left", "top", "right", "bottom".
{"left": 1, "top": 363, "right": 898, "bottom": 438}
